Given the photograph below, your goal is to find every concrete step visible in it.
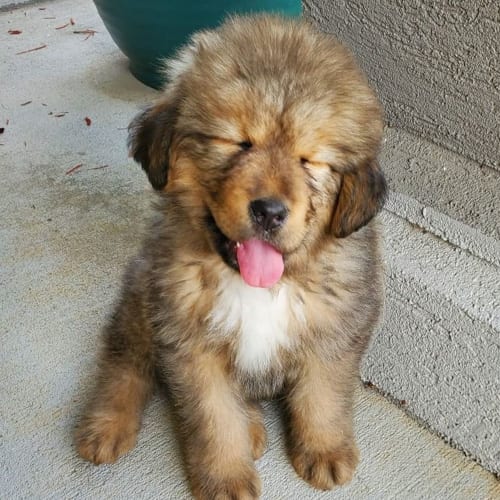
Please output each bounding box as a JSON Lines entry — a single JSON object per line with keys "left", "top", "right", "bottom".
{"left": 364, "top": 210, "right": 500, "bottom": 474}
{"left": 362, "top": 126, "right": 500, "bottom": 475}
{"left": 382, "top": 127, "right": 499, "bottom": 261}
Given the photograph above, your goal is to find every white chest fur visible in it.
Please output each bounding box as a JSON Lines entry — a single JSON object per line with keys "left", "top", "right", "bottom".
{"left": 209, "top": 272, "right": 303, "bottom": 374}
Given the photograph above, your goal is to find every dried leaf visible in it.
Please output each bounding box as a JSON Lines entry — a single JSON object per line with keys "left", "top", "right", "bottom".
{"left": 16, "top": 43, "right": 47, "bottom": 55}
{"left": 73, "top": 29, "right": 97, "bottom": 40}
{"left": 65, "top": 163, "right": 83, "bottom": 175}
{"left": 88, "top": 165, "right": 109, "bottom": 171}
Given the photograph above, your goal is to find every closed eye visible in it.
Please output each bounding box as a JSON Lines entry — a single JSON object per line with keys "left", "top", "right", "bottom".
{"left": 238, "top": 140, "right": 253, "bottom": 151}
{"left": 300, "top": 157, "right": 330, "bottom": 169}
{"left": 190, "top": 134, "right": 253, "bottom": 152}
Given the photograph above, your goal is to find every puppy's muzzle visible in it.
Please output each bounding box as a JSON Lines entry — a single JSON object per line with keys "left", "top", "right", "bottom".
{"left": 249, "top": 198, "right": 289, "bottom": 232}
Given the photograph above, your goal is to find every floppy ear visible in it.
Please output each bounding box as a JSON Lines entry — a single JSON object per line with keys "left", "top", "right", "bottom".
{"left": 330, "top": 159, "right": 387, "bottom": 238}
{"left": 128, "top": 98, "right": 179, "bottom": 190}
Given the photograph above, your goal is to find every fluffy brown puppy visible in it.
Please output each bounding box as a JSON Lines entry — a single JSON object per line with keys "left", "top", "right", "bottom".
{"left": 76, "top": 14, "right": 386, "bottom": 499}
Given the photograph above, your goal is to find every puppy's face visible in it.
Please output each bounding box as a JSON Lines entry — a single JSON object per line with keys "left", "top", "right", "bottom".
{"left": 129, "top": 16, "right": 386, "bottom": 285}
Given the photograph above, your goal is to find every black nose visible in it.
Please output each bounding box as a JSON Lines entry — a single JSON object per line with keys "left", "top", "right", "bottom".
{"left": 249, "top": 198, "right": 288, "bottom": 231}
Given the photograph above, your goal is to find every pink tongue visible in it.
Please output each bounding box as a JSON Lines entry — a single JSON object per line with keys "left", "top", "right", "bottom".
{"left": 236, "top": 239, "right": 284, "bottom": 288}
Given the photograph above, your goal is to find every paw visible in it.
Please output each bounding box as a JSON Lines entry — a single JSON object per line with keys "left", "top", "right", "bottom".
{"left": 75, "top": 411, "right": 138, "bottom": 465}
{"left": 291, "top": 442, "right": 359, "bottom": 490}
{"left": 191, "top": 464, "right": 261, "bottom": 500}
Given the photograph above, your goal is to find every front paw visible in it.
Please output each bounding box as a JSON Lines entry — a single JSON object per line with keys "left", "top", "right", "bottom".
{"left": 191, "top": 463, "right": 261, "bottom": 500}
{"left": 75, "top": 411, "right": 138, "bottom": 465}
{"left": 291, "top": 441, "right": 359, "bottom": 490}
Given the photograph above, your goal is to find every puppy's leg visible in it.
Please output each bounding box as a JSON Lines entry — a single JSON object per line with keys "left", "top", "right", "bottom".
{"left": 286, "top": 352, "right": 360, "bottom": 490}
{"left": 246, "top": 400, "right": 266, "bottom": 461}
{"left": 76, "top": 271, "right": 154, "bottom": 465}
{"left": 166, "top": 350, "right": 260, "bottom": 500}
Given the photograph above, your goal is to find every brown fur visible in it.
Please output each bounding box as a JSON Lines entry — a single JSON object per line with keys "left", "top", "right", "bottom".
{"left": 76, "top": 15, "right": 386, "bottom": 499}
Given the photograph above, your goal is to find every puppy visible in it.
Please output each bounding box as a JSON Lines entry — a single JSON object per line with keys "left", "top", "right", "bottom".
{"left": 76, "top": 14, "right": 386, "bottom": 499}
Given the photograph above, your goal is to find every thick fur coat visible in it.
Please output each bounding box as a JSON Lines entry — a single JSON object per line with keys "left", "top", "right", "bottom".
{"left": 76, "top": 15, "right": 386, "bottom": 499}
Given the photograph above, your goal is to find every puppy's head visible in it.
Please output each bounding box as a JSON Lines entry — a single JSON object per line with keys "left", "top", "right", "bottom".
{"left": 129, "top": 15, "right": 386, "bottom": 287}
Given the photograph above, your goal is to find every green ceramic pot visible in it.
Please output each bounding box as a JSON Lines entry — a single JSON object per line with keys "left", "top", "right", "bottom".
{"left": 93, "top": 0, "right": 302, "bottom": 89}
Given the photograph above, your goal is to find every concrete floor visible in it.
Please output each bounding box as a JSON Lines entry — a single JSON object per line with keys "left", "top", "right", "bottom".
{"left": 1, "top": 1, "right": 499, "bottom": 498}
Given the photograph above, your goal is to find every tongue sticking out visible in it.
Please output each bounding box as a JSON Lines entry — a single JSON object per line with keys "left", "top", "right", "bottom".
{"left": 236, "top": 239, "right": 284, "bottom": 288}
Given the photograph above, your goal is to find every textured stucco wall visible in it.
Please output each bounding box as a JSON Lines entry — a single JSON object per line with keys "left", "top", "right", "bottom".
{"left": 304, "top": 0, "right": 500, "bottom": 170}
{"left": 365, "top": 208, "right": 500, "bottom": 474}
